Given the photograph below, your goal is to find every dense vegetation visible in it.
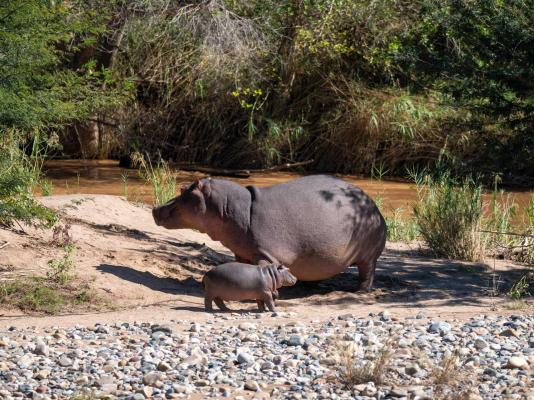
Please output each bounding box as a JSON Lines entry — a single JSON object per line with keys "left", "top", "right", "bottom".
{"left": 1, "top": 0, "right": 532, "bottom": 184}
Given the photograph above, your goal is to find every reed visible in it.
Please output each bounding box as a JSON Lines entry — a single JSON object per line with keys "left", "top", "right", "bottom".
{"left": 413, "top": 171, "right": 484, "bottom": 261}
{"left": 132, "top": 152, "right": 176, "bottom": 206}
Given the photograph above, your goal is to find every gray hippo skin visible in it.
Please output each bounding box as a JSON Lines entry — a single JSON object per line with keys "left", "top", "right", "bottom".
{"left": 202, "top": 262, "right": 297, "bottom": 312}
{"left": 152, "top": 175, "right": 387, "bottom": 290}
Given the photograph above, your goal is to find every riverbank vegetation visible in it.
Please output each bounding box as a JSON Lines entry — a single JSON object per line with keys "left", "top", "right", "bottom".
{"left": 0, "top": 0, "right": 532, "bottom": 185}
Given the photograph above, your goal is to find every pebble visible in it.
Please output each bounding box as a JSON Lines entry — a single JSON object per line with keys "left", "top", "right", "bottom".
{"left": 507, "top": 356, "right": 528, "bottom": 369}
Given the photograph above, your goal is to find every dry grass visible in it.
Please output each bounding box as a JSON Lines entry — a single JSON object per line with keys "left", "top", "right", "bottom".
{"left": 336, "top": 341, "right": 394, "bottom": 388}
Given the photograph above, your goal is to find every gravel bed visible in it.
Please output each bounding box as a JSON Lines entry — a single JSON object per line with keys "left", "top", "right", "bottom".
{"left": 0, "top": 312, "right": 532, "bottom": 400}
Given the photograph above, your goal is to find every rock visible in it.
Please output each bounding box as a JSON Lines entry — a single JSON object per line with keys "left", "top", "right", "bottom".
{"left": 151, "top": 331, "right": 166, "bottom": 341}
{"left": 94, "top": 325, "right": 110, "bottom": 334}
{"left": 58, "top": 356, "right": 72, "bottom": 367}
{"left": 405, "top": 364, "right": 421, "bottom": 376}
{"left": 378, "top": 311, "right": 391, "bottom": 321}
{"left": 390, "top": 388, "right": 408, "bottom": 397}
{"left": 17, "top": 355, "right": 33, "bottom": 369}
{"left": 189, "top": 323, "right": 200, "bottom": 332}
{"left": 474, "top": 338, "right": 488, "bottom": 350}
{"left": 34, "top": 341, "right": 49, "bottom": 356}
{"left": 143, "top": 372, "right": 162, "bottom": 386}
{"left": 157, "top": 361, "right": 171, "bottom": 371}
{"left": 288, "top": 335, "right": 305, "bottom": 346}
{"left": 144, "top": 386, "right": 156, "bottom": 397}
{"left": 245, "top": 380, "right": 260, "bottom": 391}
{"left": 239, "top": 323, "right": 256, "bottom": 330}
{"left": 35, "top": 386, "right": 48, "bottom": 394}
{"left": 261, "top": 361, "right": 274, "bottom": 370}
{"left": 151, "top": 324, "right": 172, "bottom": 335}
{"left": 237, "top": 352, "right": 255, "bottom": 364}
{"left": 337, "top": 313, "right": 353, "bottom": 321}
{"left": 428, "top": 321, "right": 452, "bottom": 334}
{"left": 362, "top": 383, "right": 377, "bottom": 397}
{"left": 195, "top": 379, "right": 209, "bottom": 387}
{"left": 34, "top": 370, "right": 51, "bottom": 380}
{"left": 500, "top": 328, "right": 519, "bottom": 337}
{"left": 506, "top": 356, "right": 528, "bottom": 369}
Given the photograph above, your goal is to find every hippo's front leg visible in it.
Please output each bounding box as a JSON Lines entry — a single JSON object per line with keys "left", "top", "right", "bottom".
{"left": 204, "top": 296, "right": 213, "bottom": 311}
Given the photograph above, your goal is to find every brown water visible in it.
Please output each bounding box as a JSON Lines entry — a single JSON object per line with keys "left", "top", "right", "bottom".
{"left": 42, "top": 159, "right": 532, "bottom": 225}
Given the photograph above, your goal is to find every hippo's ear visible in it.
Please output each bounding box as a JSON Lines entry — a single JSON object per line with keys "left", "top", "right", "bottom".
{"left": 180, "top": 184, "right": 188, "bottom": 194}
{"left": 194, "top": 178, "right": 203, "bottom": 190}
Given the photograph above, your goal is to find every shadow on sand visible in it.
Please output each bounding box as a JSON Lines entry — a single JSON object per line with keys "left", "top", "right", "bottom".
{"left": 96, "top": 245, "right": 527, "bottom": 314}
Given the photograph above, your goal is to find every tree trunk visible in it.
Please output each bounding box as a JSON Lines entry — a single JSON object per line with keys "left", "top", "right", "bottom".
{"left": 75, "top": 121, "right": 100, "bottom": 159}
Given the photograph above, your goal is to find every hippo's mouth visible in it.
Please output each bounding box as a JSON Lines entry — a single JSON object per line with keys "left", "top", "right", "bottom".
{"left": 152, "top": 208, "right": 162, "bottom": 226}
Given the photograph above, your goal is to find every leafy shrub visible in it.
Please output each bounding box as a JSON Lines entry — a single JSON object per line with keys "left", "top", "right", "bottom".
{"left": 0, "top": 132, "right": 56, "bottom": 228}
{"left": 47, "top": 244, "right": 76, "bottom": 285}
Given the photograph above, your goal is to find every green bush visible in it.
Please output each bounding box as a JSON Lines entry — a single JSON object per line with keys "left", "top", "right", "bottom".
{"left": 0, "top": 133, "right": 56, "bottom": 228}
{"left": 413, "top": 172, "right": 484, "bottom": 261}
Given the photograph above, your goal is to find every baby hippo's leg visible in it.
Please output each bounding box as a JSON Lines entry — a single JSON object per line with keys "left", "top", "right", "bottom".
{"left": 262, "top": 292, "right": 276, "bottom": 312}
{"left": 214, "top": 297, "right": 230, "bottom": 311}
{"left": 272, "top": 289, "right": 279, "bottom": 300}
{"left": 256, "top": 300, "right": 266, "bottom": 312}
{"left": 204, "top": 296, "right": 213, "bottom": 312}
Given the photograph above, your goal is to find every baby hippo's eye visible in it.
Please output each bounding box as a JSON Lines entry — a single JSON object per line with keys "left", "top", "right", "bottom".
{"left": 277, "top": 265, "right": 285, "bottom": 271}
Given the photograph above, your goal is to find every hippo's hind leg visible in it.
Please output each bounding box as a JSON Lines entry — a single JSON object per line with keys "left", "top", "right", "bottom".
{"left": 262, "top": 292, "right": 276, "bottom": 312}
{"left": 214, "top": 297, "right": 230, "bottom": 311}
{"left": 357, "top": 260, "right": 377, "bottom": 291}
{"left": 256, "top": 300, "right": 266, "bottom": 312}
{"left": 204, "top": 296, "right": 213, "bottom": 312}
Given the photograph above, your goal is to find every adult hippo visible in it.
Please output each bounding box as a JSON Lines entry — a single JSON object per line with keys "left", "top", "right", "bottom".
{"left": 152, "top": 175, "right": 386, "bottom": 290}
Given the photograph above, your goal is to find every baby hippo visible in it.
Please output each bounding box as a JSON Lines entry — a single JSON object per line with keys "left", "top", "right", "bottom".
{"left": 202, "top": 262, "right": 297, "bottom": 312}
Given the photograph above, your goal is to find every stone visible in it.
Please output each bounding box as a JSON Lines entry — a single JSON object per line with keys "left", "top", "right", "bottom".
{"left": 237, "top": 352, "right": 255, "bottom": 365}
{"left": 288, "top": 335, "right": 305, "bottom": 346}
{"left": 34, "top": 342, "right": 49, "bottom": 356}
{"left": 474, "top": 338, "right": 488, "bottom": 350}
{"left": 390, "top": 388, "right": 408, "bottom": 397}
{"left": 143, "top": 372, "right": 162, "bottom": 386}
{"left": 507, "top": 356, "right": 528, "bottom": 369}
{"left": 378, "top": 311, "right": 391, "bottom": 321}
{"left": 140, "top": 386, "right": 153, "bottom": 397}
{"left": 428, "top": 321, "right": 452, "bottom": 334}
{"left": 500, "top": 328, "right": 519, "bottom": 337}
{"left": 158, "top": 361, "right": 171, "bottom": 371}
{"left": 245, "top": 380, "right": 260, "bottom": 392}
{"left": 58, "top": 356, "right": 72, "bottom": 367}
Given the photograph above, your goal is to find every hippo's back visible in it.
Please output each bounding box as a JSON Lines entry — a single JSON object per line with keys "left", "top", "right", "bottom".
{"left": 249, "top": 175, "right": 386, "bottom": 280}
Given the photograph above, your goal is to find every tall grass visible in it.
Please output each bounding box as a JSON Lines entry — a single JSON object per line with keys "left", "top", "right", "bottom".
{"left": 131, "top": 152, "right": 176, "bottom": 206}
{"left": 413, "top": 172, "right": 484, "bottom": 261}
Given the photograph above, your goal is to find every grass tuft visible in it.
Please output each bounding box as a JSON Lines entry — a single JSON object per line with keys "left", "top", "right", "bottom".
{"left": 132, "top": 152, "right": 176, "bottom": 206}
{"left": 337, "top": 342, "right": 393, "bottom": 388}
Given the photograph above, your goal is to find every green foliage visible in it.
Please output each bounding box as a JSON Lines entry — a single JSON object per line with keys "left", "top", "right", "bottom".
{"left": 0, "top": 132, "right": 56, "bottom": 228}
{"left": 47, "top": 244, "right": 76, "bottom": 285}
{"left": 384, "top": 208, "right": 419, "bottom": 243}
{"left": 507, "top": 273, "right": 533, "bottom": 300}
{"left": 0, "top": 0, "right": 121, "bottom": 131}
{"left": 413, "top": 172, "right": 484, "bottom": 261}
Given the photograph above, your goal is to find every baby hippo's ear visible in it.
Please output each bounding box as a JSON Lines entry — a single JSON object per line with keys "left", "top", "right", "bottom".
{"left": 180, "top": 184, "right": 188, "bottom": 194}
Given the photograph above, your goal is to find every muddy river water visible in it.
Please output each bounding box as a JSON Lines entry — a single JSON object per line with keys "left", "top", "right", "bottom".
{"left": 43, "top": 159, "right": 532, "bottom": 226}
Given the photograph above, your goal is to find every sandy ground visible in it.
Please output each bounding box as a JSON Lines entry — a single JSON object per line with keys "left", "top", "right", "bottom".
{"left": 0, "top": 194, "right": 532, "bottom": 329}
